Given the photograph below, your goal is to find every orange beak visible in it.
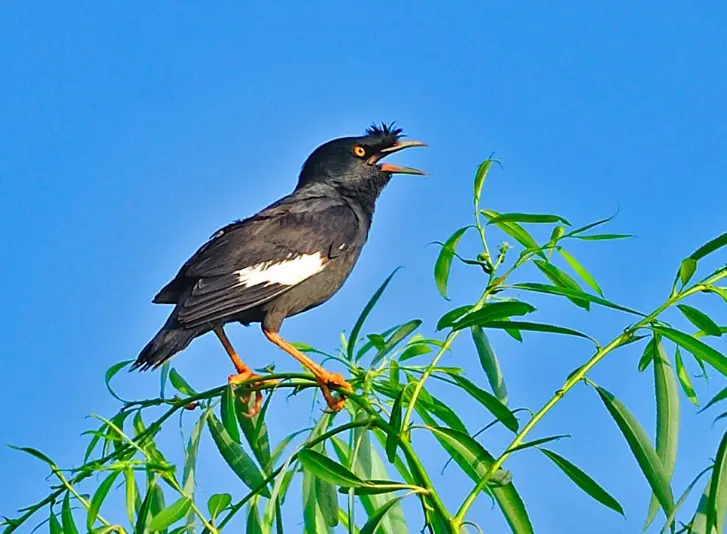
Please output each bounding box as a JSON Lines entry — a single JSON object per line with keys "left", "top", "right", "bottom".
{"left": 368, "top": 140, "right": 427, "bottom": 175}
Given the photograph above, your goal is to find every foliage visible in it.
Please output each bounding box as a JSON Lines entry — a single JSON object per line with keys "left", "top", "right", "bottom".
{"left": 4, "top": 160, "right": 727, "bottom": 533}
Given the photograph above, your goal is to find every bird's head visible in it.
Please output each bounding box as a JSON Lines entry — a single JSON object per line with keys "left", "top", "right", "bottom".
{"left": 296, "top": 123, "right": 426, "bottom": 193}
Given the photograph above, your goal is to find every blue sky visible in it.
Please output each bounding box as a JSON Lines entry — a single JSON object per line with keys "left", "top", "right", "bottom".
{"left": 2, "top": 2, "right": 727, "bottom": 533}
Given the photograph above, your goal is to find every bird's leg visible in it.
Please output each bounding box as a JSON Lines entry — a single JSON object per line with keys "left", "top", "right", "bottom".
{"left": 263, "top": 329, "right": 352, "bottom": 412}
{"left": 213, "top": 326, "right": 273, "bottom": 417}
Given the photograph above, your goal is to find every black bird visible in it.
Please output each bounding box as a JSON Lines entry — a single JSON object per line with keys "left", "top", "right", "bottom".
{"left": 132, "top": 123, "right": 426, "bottom": 413}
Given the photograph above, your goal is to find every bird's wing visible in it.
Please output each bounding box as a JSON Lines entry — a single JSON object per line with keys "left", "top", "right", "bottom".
{"left": 169, "top": 199, "right": 360, "bottom": 328}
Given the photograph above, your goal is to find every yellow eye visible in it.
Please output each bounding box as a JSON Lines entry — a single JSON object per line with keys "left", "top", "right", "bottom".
{"left": 353, "top": 145, "right": 366, "bottom": 158}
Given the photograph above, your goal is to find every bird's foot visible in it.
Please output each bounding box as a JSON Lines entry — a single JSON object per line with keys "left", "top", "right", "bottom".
{"left": 228, "top": 372, "right": 279, "bottom": 418}
{"left": 317, "top": 371, "right": 353, "bottom": 413}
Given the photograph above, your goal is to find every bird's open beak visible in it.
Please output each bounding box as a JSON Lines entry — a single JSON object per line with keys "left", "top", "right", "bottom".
{"left": 368, "top": 140, "right": 427, "bottom": 175}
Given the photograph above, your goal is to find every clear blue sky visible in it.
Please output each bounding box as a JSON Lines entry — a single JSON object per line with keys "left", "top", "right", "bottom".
{"left": 2, "top": 2, "right": 727, "bottom": 533}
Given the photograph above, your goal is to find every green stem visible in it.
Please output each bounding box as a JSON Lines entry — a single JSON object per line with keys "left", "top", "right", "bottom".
{"left": 452, "top": 275, "right": 727, "bottom": 528}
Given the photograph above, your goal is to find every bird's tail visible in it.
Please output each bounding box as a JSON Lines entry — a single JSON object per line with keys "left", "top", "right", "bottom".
{"left": 132, "top": 317, "right": 205, "bottom": 371}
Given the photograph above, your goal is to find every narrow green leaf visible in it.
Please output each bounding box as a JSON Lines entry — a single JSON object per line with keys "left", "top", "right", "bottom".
{"left": 134, "top": 482, "right": 156, "bottom": 534}
{"left": 8, "top": 445, "right": 56, "bottom": 466}
{"left": 473, "top": 159, "right": 493, "bottom": 207}
{"left": 644, "top": 341, "right": 679, "bottom": 530}
{"left": 450, "top": 375, "right": 518, "bottom": 432}
{"left": 660, "top": 466, "right": 713, "bottom": 534}
{"left": 104, "top": 360, "right": 133, "bottom": 402}
{"left": 168, "top": 368, "right": 197, "bottom": 396}
{"left": 298, "top": 449, "right": 366, "bottom": 487}
{"left": 436, "top": 305, "right": 473, "bottom": 331}
{"left": 61, "top": 492, "right": 79, "bottom": 534}
{"left": 487, "top": 213, "right": 571, "bottom": 225}
{"left": 148, "top": 497, "right": 191, "bottom": 531}
{"left": 387, "top": 389, "right": 405, "bottom": 463}
{"left": 675, "top": 347, "right": 699, "bottom": 406}
{"left": 548, "top": 225, "right": 567, "bottom": 248}
{"left": 534, "top": 260, "right": 590, "bottom": 310}
{"left": 435, "top": 226, "right": 471, "bottom": 299}
{"left": 207, "top": 414, "right": 270, "bottom": 497}
{"left": 303, "top": 415, "right": 334, "bottom": 534}
{"left": 574, "top": 233, "right": 633, "bottom": 241}
{"left": 567, "top": 214, "right": 617, "bottom": 237}
{"left": 246, "top": 501, "right": 263, "bottom": 534}
{"left": 87, "top": 471, "right": 121, "bottom": 530}
{"left": 399, "top": 342, "right": 433, "bottom": 362}
{"left": 708, "top": 285, "right": 727, "bottom": 305}
{"left": 700, "top": 385, "right": 727, "bottom": 413}
{"left": 595, "top": 386, "right": 674, "bottom": 516}
{"left": 207, "top": 493, "right": 232, "bottom": 519}
{"left": 707, "top": 427, "right": 727, "bottom": 533}
{"left": 692, "top": 478, "right": 712, "bottom": 534}
{"left": 540, "top": 448, "right": 624, "bottom": 515}
{"left": 680, "top": 259, "right": 698, "bottom": 286}
{"left": 221, "top": 385, "right": 241, "bottom": 443}
{"left": 482, "top": 209, "right": 542, "bottom": 255}
{"left": 558, "top": 249, "right": 604, "bottom": 296}
{"left": 506, "top": 434, "right": 570, "bottom": 453}
{"left": 678, "top": 304, "right": 722, "bottom": 337}
{"left": 449, "top": 301, "right": 536, "bottom": 331}
{"left": 638, "top": 336, "right": 658, "bottom": 372}
{"left": 389, "top": 359, "right": 400, "bottom": 389}
{"left": 49, "top": 508, "right": 62, "bottom": 534}
{"left": 689, "top": 231, "right": 727, "bottom": 261}
{"left": 653, "top": 326, "right": 727, "bottom": 377}
{"left": 124, "top": 468, "right": 137, "bottom": 526}
{"left": 512, "top": 282, "right": 643, "bottom": 316}
{"left": 372, "top": 320, "right": 422, "bottom": 365}
{"left": 360, "top": 495, "right": 410, "bottom": 534}
{"left": 316, "top": 474, "right": 340, "bottom": 527}
{"left": 461, "top": 320, "right": 594, "bottom": 342}
{"left": 348, "top": 269, "right": 400, "bottom": 360}
{"left": 236, "top": 404, "right": 272, "bottom": 474}
{"left": 471, "top": 326, "right": 508, "bottom": 404}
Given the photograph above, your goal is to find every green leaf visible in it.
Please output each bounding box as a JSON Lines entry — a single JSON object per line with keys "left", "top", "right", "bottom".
{"left": 471, "top": 326, "right": 508, "bottom": 404}
{"left": 534, "top": 260, "right": 590, "bottom": 310}
{"left": 573, "top": 233, "right": 633, "bottom": 241}
{"left": 595, "top": 386, "right": 674, "bottom": 516}
{"left": 386, "top": 389, "right": 405, "bottom": 463}
{"left": 236, "top": 404, "right": 272, "bottom": 475}
{"left": 298, "top": 449, "right": 366, "bottom": 487}
{"left": 435, "top": 226, "right": 471, "bottom": 299}
{"left": 677, "top": 304, "right": 722, "bottom": 337}
{"left": 540, "top": 448, "right": 624, "bottom": 515}
{"left": 652, "top": 326, "right": 727, "bottom": 377}
{"left": 680, "top": 258, "right": 698, "bottom": 286}
{"left": 473, "top": 159, "right": 493, "bottom": 208}
{"left": 487, "top": 212, "right": 571, "bottom": 225}
{"left": 148, "top": 497, "right": 191, "bottom": 531}
{"left": 246, "top": 501, "right": 264, "bottom": 534}
{"left": 567, "top": 214, "right": 617, "bottom": 237}
{"left": 707, "top": 428, "right": 727, "bottom": 534}
{"left": 700, "top": 385, "right": 727, "bottom": 413}
{"left": 674, "top": 347, "right": 699, "bottom": 406}
{"left": 360, "top": 495, "right": 410, "bottom": 534}
{"left": 558, "top": 249, "right": 604, "bottom": 296}
{"left": 436, "top": 305, "right": 473, "bottom": 331}
{"left": 134, "top": 482, "right": 156, "bottom": 534}
{"left": 168, "top": 368, "right": 197, "bottom": 396}
{"left": 450, "top": 375, "right": 518, "bottom": 432}
{"left": 160, "top": 361, "right": 170, "bottom": 398}
{"left": 512, "top": 282, "right": 643, "bottom": 316}
{"left": 462, "top": 320, "right": 594, "bottom": 342}
{"left": 506, "top": 434, "right": 571, "bottom": 454}
{"left": 124, "top": 468, "right": 137, "bottom": 526}
{"left": 87, "top": 471, "right": 121, "bottom": 531}
{"left": 482, "top": 209, "right": 543, "bottom": 255}
{"left": 449, "top": 301, "right": 536, "bottom": 331}
{"left": 644, "top": 341, "right": 679, "bottom": 530}
{"left": 316, "top": 474, "right": 339, "bottom": 527}
{"left": 348, "top": 269, "right": 400, "bottom": 360}
{"left": 49, "top": 508, "right": 62, "bottom": 534}
{"left": 638, "top": 336, "right": 658, "bottom": 372}
{"left": 207, "top": 414, "right": 270, "bottom": 497}
{"left": 660, "top": 466, "right": 713, "bottom": 534}
{"left": 689, "top": 231, "right": 727, "bottom": 261}
{"left": 207, "top": 493, "right": 232, "bottom": 519}
{"left": 399, "top": 342, "right": 433, "bottom": 362}
{"left": 221, "top": 385, "right": 241, "bottom": 443}
{"left": 104, "top": 360, "right": 133, "bottom": 402}
{"left": 61, "top": 492, "right": 79, "bottom": 534}
{"left": 371, "top": 320, "right": 422, "bottom": 365}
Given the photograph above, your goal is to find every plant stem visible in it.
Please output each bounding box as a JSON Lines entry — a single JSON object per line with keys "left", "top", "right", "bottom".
{"left": 452, "top": 275, "right": 727, "bottom": 528}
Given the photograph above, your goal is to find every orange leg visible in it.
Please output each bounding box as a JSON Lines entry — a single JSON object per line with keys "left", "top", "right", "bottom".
{"left": 263, "top": 329, "right": 352, "bottom": 412}
{"left": 213, "top": 326, "right": 267, "bottom": 417}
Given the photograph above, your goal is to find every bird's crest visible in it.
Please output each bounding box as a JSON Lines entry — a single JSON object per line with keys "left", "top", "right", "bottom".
{"left": 365, "top": 122, "right": 404, "bottom": 143}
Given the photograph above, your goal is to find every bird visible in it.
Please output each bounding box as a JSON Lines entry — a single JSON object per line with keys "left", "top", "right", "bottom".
{"left": 132, "top": 123, "right": 426, "bottom": 414}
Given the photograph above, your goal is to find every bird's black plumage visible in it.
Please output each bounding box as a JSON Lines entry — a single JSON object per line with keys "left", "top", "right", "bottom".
{"left": 133, "top": 123, "right": 425, "bottom": 372}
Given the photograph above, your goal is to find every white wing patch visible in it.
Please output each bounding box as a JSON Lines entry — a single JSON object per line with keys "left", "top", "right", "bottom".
{"left": 235, "top": 252, "right": 326, "bottom": 288}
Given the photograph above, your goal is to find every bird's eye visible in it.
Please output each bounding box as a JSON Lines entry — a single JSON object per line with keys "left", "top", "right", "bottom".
{"left": 352, "top": 145, "right": 366, "bottom": 158}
